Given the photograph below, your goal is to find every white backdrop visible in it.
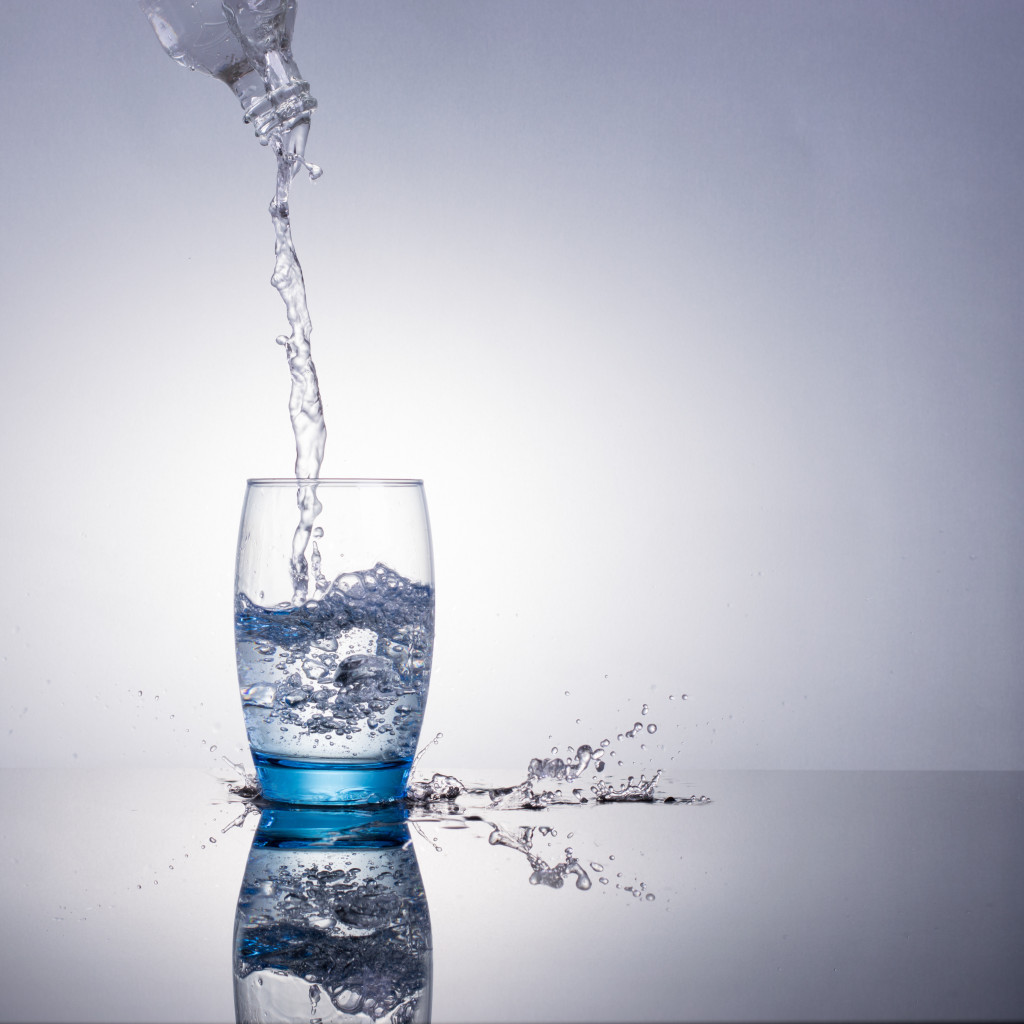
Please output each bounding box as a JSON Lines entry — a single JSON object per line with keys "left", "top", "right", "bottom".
{"left": 1, "top": 0, "right": 1022, "bottom": 772}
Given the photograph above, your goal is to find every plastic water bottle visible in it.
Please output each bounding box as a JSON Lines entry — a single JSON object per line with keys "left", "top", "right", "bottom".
{"left": 139, "top": 0, "right": 317, "bottom": 154}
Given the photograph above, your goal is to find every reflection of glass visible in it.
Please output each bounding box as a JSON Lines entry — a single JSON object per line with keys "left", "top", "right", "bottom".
{"left": 233, "top": 805, "right": 432, "bottom": 1023}
{"left": 235, "top": 479, "right": 434, "bottom": 804}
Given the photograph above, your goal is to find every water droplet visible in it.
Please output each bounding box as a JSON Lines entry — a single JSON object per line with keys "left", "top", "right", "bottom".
{"left": 641, "top": 703, "right": 649, "bottom": 715}
{"left": 210, "top": 744, "right": 217, "bottom": 753}
{"left": 645, "top": 893, "right": 656, "bottom": 902}
{"left": 647, "top": 723, "right": 657, "bottom": 734}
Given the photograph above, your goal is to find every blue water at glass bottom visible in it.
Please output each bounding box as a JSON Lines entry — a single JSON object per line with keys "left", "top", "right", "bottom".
{"left": 252, "top": 752, "right": 412, "bottom": 806}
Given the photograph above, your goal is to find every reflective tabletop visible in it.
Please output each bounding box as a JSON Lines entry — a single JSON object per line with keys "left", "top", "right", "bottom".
{"left": 2, "top": 766, "right": 1022, "bottom": 1022}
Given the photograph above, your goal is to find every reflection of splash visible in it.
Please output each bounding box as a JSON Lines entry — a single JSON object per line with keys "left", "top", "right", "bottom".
{"left": 486, "top": 823, "right": 591, "bottom": 890}
{"left": 222, "top": 703, "right": 710, "bottom": 906}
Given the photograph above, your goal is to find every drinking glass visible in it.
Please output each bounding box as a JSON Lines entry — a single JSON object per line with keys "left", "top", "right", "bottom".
{"left": 235, "top": 479, "right": 434, "bottom": 804}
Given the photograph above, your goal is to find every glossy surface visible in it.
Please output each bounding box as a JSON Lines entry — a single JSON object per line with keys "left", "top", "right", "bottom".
{"left": 2, "top": 768, "right": 1021, "bottom": 1022}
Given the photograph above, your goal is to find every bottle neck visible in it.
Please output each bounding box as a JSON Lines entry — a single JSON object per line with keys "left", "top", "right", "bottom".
{"left": 229, "top": 59, "right": 317, "bottom": 147}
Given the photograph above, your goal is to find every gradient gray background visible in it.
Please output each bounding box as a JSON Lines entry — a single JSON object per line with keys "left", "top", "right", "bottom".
{"left": 2, "top": 0, "right": 1022, "bottom": 773}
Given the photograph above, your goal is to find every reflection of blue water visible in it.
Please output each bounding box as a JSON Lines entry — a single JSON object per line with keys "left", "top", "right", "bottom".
{"left": 234, "top": 805, "right": 432, "bottom": 1023}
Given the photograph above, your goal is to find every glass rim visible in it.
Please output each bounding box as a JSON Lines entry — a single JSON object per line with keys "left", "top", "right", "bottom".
{"left": 246, "top": 477, "right": 424, "bottom": 486}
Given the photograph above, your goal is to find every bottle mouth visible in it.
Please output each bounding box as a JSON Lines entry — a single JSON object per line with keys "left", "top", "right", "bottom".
{"left": 246, "top": 84, "right": 317, "bottom": 143}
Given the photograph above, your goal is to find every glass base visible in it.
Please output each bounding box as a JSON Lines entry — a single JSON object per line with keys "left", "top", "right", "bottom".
{"left": 252, "top": 753, "right": 412, "bottom": 806}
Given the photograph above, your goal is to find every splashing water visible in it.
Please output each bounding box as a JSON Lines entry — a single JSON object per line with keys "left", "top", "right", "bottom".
{"left": 406, "top": 706, "right": 711, "bottom": 810}
{"left": 222, "top": 699, "right": 710, "bottom": 904}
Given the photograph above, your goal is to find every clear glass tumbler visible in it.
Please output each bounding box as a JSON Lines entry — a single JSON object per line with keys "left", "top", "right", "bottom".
{"left": 235, "top": 479, "right": 434, "bottom": 804}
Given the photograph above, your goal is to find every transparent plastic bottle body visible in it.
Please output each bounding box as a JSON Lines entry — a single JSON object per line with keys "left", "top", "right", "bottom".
{"left": 139, "top": 0, "right": 316, "bottom": 148}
